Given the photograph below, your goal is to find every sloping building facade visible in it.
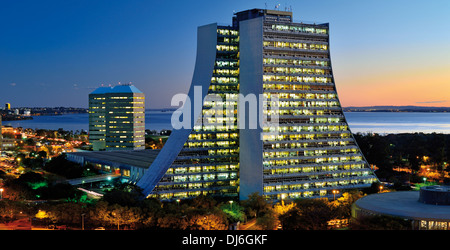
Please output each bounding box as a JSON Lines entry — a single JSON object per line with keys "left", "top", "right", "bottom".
{"left": 137, "top": 8, "right": 378, "bottom": 201}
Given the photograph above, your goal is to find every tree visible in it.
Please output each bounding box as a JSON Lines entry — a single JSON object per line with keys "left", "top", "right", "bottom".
{"left": 220, "top": 202, "right": 246, "bottom": 223}
{"left": 241, "top": 192, "right": 272, "bottom": 219}
{"left": 279, "top": 198, "right": 337, "bottom": 230}
{"left": 43, "top": 154, "right": 84, "bottom": 179}
{"left": 92, "top": 201, "right": 143, "bottom": 230}
{"left": 331, "top": 191, "right": 365, "bottom": 218}
{"left": 256, "top": 209, "right": 278, "bottom": 230}
{"left": 186, "top": 213, "right": 228, "bottom": 230}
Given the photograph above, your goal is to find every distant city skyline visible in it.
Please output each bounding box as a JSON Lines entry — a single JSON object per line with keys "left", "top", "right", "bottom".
{"left": 1, "top": 0, "right": 449, "bottom": 109}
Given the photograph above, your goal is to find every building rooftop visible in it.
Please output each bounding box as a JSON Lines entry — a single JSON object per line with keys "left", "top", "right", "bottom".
{"left": 354, "top": 190, "right": 450, "bottom": 221}
{"left": 67, "top": 149, "right": 160, "bottom": 169}
{"left": 90, "top": 84, "right": 143, "bottom": 95}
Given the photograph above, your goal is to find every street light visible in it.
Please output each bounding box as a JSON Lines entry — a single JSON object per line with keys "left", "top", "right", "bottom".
{"left": 0, "top": 188, "right": 3, "bottom": 199}
{"left": 332, "top": 190, "right": 339, "bottom": 200}
{"left": 229, "top": 200, "right": 233, "bottom": 210}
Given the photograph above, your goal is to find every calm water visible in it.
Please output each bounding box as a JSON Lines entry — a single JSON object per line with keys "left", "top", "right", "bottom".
{"left": 4, "top": 111, "right": 450, "bottom": 134}
{"left": 3, "top": 111, "right": 173, "bottom": 132}
{"left": 345, "top": 112, "right": 450, "bottom": 134}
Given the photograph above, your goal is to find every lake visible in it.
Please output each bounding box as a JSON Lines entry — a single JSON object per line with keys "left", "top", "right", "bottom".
{"left": 345, "top": 112, "right": 450, "bottom": 134}
{"left": 3, "top": 111, "right": 450, "bottom": 134}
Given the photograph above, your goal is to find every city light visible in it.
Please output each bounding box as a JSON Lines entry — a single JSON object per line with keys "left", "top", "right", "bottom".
{"left": 0, "top": 2, "right": 448, "bottom": 234}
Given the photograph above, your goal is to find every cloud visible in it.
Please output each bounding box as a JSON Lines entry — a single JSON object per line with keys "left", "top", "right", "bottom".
{"left": 9, "top": 82, "right": 16, "bottom": 87}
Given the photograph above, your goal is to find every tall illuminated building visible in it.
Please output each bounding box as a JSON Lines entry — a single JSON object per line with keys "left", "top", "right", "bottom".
{"left": 137, "top": 8, "right": 378, "bottom": 201}
{"left": 89, "top": 84, "right": 145, "bottom": 151}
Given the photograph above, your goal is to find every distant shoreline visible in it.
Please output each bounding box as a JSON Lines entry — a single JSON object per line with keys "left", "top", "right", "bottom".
{"left": 6, "top": 106, "right": 450, "bottom": 114}
{"left": 342, "top": 106, "right": 450, "bottom": 113}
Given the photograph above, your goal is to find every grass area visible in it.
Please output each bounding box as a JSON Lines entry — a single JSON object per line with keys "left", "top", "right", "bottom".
{"left": 412, "top": 182, "right": 439, "bottom": 190}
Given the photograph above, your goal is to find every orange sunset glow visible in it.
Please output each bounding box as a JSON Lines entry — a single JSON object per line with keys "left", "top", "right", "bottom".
{"left": 336, "top": 51, "right": 450, "bottom": 107}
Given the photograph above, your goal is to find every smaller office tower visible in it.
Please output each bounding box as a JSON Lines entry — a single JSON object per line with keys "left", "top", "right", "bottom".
{"left": 89, "top": 84, "right": 145, "bottom": 151}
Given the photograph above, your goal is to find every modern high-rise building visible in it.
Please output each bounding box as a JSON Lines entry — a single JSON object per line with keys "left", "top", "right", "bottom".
{"left": 137, "top": 8, "right": 378, "bottom": 201}
{"left": 89, "top": 84, "right": 145, "bottom": 151}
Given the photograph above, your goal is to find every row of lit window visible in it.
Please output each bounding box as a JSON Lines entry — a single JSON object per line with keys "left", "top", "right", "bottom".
{"left": 265, "top": 108, "right": 342, "bottom": 117}
{"left": 264, "top": 67, "right": 328, "bottom": 75}
{"left": 199, "top": 116, "right": 237, "bottom": 124}
{"left": 218, "top": 36, "right": 239, "bottom": 44}
{"left": 217, "top": 29, "right": 238, "bottom": 36}
{"left": 265, "top": 140, "right": 353, "bottom": 150}
{"left": 107, "top": 96, "right": 144, "bottom": 100}
{"left": 209, "top": 85, "right": 239, "bottom": 92}
{"left": 108, "top": 106, "right": 144, "bottom": 109}
{"left": 263, "top": 125, "right": 348, "bottom": 133}
{"left": 262, "top": 132, "right": 351, "bottom": 142}
{"left": 202, "top": 108, "right": 237, "bottom": 117}
{"left": 168, "top": 165, "right": 238, "bottom": 174}
{"left": 264, "top": 163, "right": 364, "bottom": 173}
{"left": 213, "top": 69, "right": 239, "bottom": 76}
{"left": 263, "top": 155, "right": 363, "bottom": 167}
{"left": 107, "top": 139, "right": 145, "bottom": 143}
{"left": 263, "top": 109, "right": 341, "bottom": 116}
{"left": 263, "top": 84, "right": 334, "bottom": 92}
{"left": 216, "top": 45, "right": 238, "bottom": 52}
{"left": 265, "top": 101, "right": 339, "bottom": 109}
{"left": 152, "top": 183, "right": 238, "bottom": 200}
{"left": 186, "top": 140, "right": 238, "bottom": 148}
{"left": 173, "top": 156, "right": 239, "bottom": 166}
{"left": 263, "top": 75, "right": 331, "bottom": 83}
{"left": 170, "top": 172, "right": 238, "bottom": 183}
{"left": 269, "top": 24, "right": 328, "bottom": 34}
{"left": 211, "top": 76, "right": 239, "bottom": 84}
{"left": 188, "top": 132, "right": 239, "bottom": 140}
{"left": 263, "top": 58, "right": 329, "bottom": 67}
{"left": 108, "top": 130, "right": 145, "bottom": 134}
{"left": 263, "top": 148, "right": 359, "bottom": 158}
{"left": 215, "top": 60, "right": 239, "bottom": 68}
{"left": 264, "top": 179, "right": 375, "bottom": 198}
{"left": 264, "top": 92, "right": 336, "bottom": 100}
{"left": 203, "top": 100, "right": 237, "bottom": 107}
{"left": 263, "top": 41, "right": 328, "bottom": 51}
{"left": 275, "top": 101, "right": 339, "bottom": 108}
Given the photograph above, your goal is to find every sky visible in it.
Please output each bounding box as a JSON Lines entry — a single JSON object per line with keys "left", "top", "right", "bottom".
{"left": 1, "top": 0, "right": 449, "bottom": 109}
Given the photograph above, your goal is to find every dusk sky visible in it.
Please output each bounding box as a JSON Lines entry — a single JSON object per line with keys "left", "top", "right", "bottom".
{"left": 1, "top": 0, "right": 449, "bottom": 109}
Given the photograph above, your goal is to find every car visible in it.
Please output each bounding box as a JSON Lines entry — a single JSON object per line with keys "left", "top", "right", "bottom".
{"left": 94, "top": 227, "right": 105, "bottom": 230}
